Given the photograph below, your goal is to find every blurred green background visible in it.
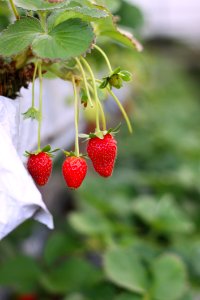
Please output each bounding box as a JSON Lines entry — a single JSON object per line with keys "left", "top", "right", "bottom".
{"left": 0, "top": 0, "right": 200, "bottom": 299}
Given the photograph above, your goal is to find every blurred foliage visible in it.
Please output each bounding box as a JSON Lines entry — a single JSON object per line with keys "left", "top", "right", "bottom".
{"left": 0, "top": 1, "right": 200, "bottom": 300}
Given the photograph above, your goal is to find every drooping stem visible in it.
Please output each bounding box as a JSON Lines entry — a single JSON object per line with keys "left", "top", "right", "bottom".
{"left": 32, "top": 61, "right": 39, "bottom": 108}
{"left": 94, "top": 45, "right": 113, "bottom": 74}
{"left": 38, "top": 63, "right": 43, "bottom": 152}
{"left": 94, "top": 79, "right": 133, "bottom": 133}
{"left": 9, "top": 0, "right": 20, "bottom": 20}
{"left": 107, "top": 88, "right": 133, "bottom": 133}
{"left": 80, "top": 57, "right": 100, "bottom": 132}
{"left": 88, "top": 82, "right": 106, "bottom": 131}
{"left": 72, "top": 76, "right": 80, "bottom": 157}
{"left": 75, "top": 58, "right": 93, "bottom": 108}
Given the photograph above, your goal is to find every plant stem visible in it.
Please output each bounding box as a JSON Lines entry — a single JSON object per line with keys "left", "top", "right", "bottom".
{"left": 75, "top": 58, "right": 93, "bottom": 108}
{"left": 39, "top": 12, "right": 47, "bottom": 32}
{"left": 108, "top": 88, "right": 133, "bottom": 133}
{"left": 72, "top": 76, "right": 80, "bottom": 157}
{"left": 94, "top": 45, "right": 113, "bottom": 74}
{"left": 9, "top": 0, "right": 20, "bottom": 20}
{"left": 32, "top": 61, "right": 38, "bottom": 108}
{"left": 38, "top": 63, "right": 43, "bottom": 152}
{"left": 80, "top": 57, "right": 100, "bottom": 132}
{"left": 94, "top": 79, "right": 133, "bottom": 133}
{"left": 88, "top": 82, "right": 106, "bottom": 131}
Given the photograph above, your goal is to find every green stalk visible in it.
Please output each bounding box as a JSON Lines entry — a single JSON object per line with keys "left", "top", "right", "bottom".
{"left": 39, "top": 12, "right": 47, "bottom": 32}
{"left": 80, "top": 57, "right": 100, "bottom": 132}
{"left": 94, "top": 79, "right": 133, "bottom": 133}
{"left": 9, "top": 0, "right": 20, "bottom": 19}
{"left": 75, "top": 58, "right": 93, "bottom": 108}
{"left": 32, "top": 61, "right": 38, "bottom": 108}
{"left": 88, "top": 82, "right": 106, "bottom": 131}
{"left": 38, "top": 63, "right": 43, "bottom": 152}
{"left": 108, "top": 88, "right": 133, "bottom": 133}
{"left": 94, "top": 45, "right": 113, "bottom": 74}
{"left": 72, "top": 76, "right": 80, "bottom": 157}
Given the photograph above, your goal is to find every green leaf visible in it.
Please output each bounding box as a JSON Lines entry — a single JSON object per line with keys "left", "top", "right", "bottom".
{"left": 94, "top": 0, "right": 121, "bottom": 13}
{"left": 95, "top": 15, "right": 143, "bottom": 51}
{"left": 48, "top": 6, "right": 109, "bottom": 29}
{"left": 104, "top": 247, "right": 148, "bottom": 294}
{"left": 14, "top": 0, "right": 71, "bottom": 11}
{"left": 0, "top": 256, "right": 41, "bottom": 292}
{"left": 132, "top": 195, "right": 194, "bottom": 234}
{"left": 0, "top": 17, "right": 94, "bottom": 60}
{"left": 32, "top": 18, "right": 94, "bottom": 60}
{"left": 119, "top": 70, "right": 132, "bottom": 82}
{"left": 99, "top": 78, "right": 109, "bottom": 89}
{"left": 86, "top": 283, "right": 116, "bottom": 300}
{"left": 69, "top": 210, "right": 110, "bottom": 235}
{"left": 41, "top": 258, "right": 101, "bottom": 293}
{"left": 41, "top": 144, "right": 51, "bottom": 152}
{"left": 22, "top": 107, "right": 40, "bottom": 120}
{"left": 115, "top": 293, "right": 142, "bottom": 300}
{"left": 152, "top": 254, "right": 187, "bottom": 300}
{"left": 0, "top": 17, "right": 42, "bottom": 57}
{"left": 117, "top": 1, "right": 144, "bottom": 29}
{"left": 112, "top": 66, "right": 121, "bottom": 75}
{"left": 44, "top": 232, "right": 70, "bottom": 266}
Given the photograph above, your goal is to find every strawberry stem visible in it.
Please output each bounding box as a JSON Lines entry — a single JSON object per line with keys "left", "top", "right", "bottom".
{"left": 108, "top": 88, "right": 133, "bottom": 133}
{"left": 80, "top": 57, "right": 100, "bottom": 132}
{"left": 32, "top": 61, "right": 38, "bottom": 108}
{"left": 38, "top": 63, "right": 43, "bottom": 151}
{"left": 95, "top": 79, "right": 133, "bottom": 133}
{"left": 72, "top": 76, "right": 80, "bottom": 157}
{"left": 94, "top": 45, "right": 113, "bottom": 74}
{"left": 75, "top": 58, "right": 93, "bottom": 108}
{"left": 9, "top": 0, "right": 20, "bottom": 20}
{"left": 87, "top": 82, "right": 106, "bottom": 131}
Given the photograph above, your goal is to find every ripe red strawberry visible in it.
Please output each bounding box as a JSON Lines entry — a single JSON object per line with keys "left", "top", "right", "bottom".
{"left": 18, "top": 295, "right": 37, "bottom": 300}
{"left": 62, "top": 156, "right": 87, "bottom": 189}
{"left": 27, "top": 152, "right": 52, "bottom": 186}
{"left": 87, "top": 133, "right": 117, "bottom": 177}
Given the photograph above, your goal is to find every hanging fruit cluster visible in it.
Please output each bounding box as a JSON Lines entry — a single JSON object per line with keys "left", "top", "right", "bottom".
{"left": 0, "top": 0, "right": 142, "bottom": 189}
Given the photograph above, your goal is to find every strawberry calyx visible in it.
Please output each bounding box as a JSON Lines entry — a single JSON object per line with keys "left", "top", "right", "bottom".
{"left": 79, "top": 123, "right": 121, "bottom": 141}
{"left": 62, "top": 150, "right": 88, "bottom": 159}
{"left": 22, "top": 107, "right": 40, "bottom": 120}
{"left": 99, "top": 67, "right": 132, "bottom": 90}
{"left": 24, "top": 144, "right": 60, "bottom": 157}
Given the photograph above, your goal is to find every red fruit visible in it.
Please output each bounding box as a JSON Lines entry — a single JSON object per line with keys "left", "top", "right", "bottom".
{"left": 27, "top": 152, "right": 52, "bottom": 186}
{"left": 62, "top": 156, "right": 87, "bottom": 189}
{"left": 87, "top": 134, "right": 117, "bottom": 177}
{"left": 18, "top": 295, "right": 37, "bottom": 300}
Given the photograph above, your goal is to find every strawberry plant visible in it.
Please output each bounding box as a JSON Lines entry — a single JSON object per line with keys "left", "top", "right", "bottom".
{"left": 0, "top": 0, "right": 142, "bottom": 188}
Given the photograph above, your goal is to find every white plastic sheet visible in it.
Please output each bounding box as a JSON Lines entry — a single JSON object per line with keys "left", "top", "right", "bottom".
{"left": 0, "top": 78, "right": 77, "bottom": 239}
{"left": 0, "top": 96, "right": 53, "bottom": 239}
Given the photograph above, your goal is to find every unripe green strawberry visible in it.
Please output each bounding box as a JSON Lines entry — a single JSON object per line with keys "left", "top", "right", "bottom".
{"left": 62, "top": 156, "right": 87, "bottom": 189}
{"left": 27, "top": 152, "right": 52, "bottom": 186}
{"left": 87, "top": 134, "right": 117, "bottom": 177}
{"left": 109, "top": 74, "right": 123, "bottom": 89}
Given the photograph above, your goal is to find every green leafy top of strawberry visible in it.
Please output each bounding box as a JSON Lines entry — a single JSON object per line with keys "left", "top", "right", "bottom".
{"left": 25, "top": 144, "right": 60, "bottom": 157}
{"left": 79, "top": 123, "right": 121, "bottom": 140}
{"left": 62, "top": 150, "right": 88, "bottom": 158}
{"left": 99, "top": 67, "right": 132, "bottom": 90}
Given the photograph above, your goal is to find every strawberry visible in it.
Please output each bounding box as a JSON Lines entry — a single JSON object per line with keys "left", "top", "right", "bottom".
{"left": 27, "top": 152, "right": 52, "bottom": 186}
{"left": 62, "top": 156, "right": 87, "bottom": 189}
{"left": 87, "top": 133, "right": 117, "bottom": 177}
{"left": 18, "top": 295, "right": 37, "bottom": 300}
